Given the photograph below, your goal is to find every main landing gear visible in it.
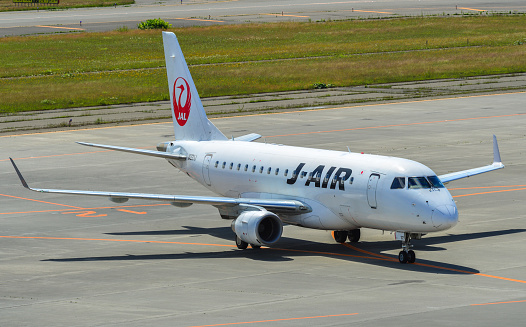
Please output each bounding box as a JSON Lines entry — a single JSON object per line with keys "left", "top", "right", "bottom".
{"left": 333, "top": 229, "right": 361, "bottom": 243}
{"left": 398, "top": 232, "right": 416, "bottom": 264}
{"left": 235, "top": 236, "right": 261, "bottom": 250}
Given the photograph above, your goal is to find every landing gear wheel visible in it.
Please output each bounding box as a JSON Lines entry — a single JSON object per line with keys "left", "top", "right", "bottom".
{"left": 251, "top": 244, "right": 261, "bottom": 249}
{"left": 235, "top": 236, "right": 248, "bottom": 249}
{"left": 333, "top": 230, "right": 347, "bottom": 243}
{"left": 398, "top": 232, "right": 417, "bottom": 264}
{"left": 347, "top": 229, "right": 360, "bottom": 243}
{"left": 398, "top": 251, "right": 408, "bottom": 264}
{"left": 407, "top": 250, "right": 416, "bottom": 263}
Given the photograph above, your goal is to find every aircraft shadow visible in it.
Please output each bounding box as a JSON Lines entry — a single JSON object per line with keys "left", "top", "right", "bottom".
{"left": 106, "top": 226, "right": 234, "bottom": 241}
{"left": 42, "top": 228, "right": 526, "bottom": 275}
{"left": 420, "top": 229, "right": 526, "bottom": 246}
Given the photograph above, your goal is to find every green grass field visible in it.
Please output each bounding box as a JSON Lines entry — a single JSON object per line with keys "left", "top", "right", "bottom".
{"left": 0, "top": 0, "right": 134, "bottom": 11}
{"left": 1, "top": 16, "right": 526, "bottom": 113}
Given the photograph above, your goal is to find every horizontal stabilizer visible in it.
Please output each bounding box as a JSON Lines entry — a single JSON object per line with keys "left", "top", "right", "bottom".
{"left": 233, "top": 133, "right": 262, "bottom": 142}
{"left": 76, "top": 142, "right": 186, "bottom": 160}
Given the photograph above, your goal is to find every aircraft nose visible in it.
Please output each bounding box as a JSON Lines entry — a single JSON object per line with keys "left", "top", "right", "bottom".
{"left": 431, "top": 205, "right": 458, "bottom": 230}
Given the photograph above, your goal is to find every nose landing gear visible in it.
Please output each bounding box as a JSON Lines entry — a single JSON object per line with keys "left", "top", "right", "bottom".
{"left": 398, "top": 232, "right": 416, "bottom": 264}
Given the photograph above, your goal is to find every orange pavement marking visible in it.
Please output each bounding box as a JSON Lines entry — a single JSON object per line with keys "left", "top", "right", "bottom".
{"left": 61, "top": 211, "right": 107, "bottom": 218}
{"left": 0, "top": 150, "right": 111, "bottom": 162}
{"left": 0, "top": 193, "right": 84, "bottom": 209}
{"left": 117, "top": 209, "right": 147, "bottom": 214}
{"left": 0, "top": 236, "right": 234, "bottom": 248}
{"left": 174, "top": 18, "right": 225, "bottom": 23}
{"left": 0, "top": 121, "right": 169, "bottom": 138}
{"left": 2, "top": 91, "right": 525, "bottom": 139}
{"left": 2, "top": 235, "right": 526, "bottom": 284}
{"left": 36, "top": 25, "right": 85, "bottom": 31}
{"left": 458, "top": 7, "right": 486, "bottom": 11}
{"left": 449, "top": 185, "right": 526, "bottom": 190}
{"left": 0, "top": 203, "right": 169, "bottom": 216}
{"left": 187, "top": 313, "right": 358, "bottom": 327}
{"left": 217, "top": 91, "right": 526, "bottom": 122}
{"left": 265, "top": 113, "right": 526, "bottom": 138}
{"left": 0, "top": 209, "right": 74, "bottom": 215}
{"left": 260, "top": 13, "right": 310, "bottom": 18}
{"left": 472, "top": 300, "right": 526, "bottom": 306}
{"left": 349, "top": 9, "right": 393, "bottom": 14}
{"left": 270, "top": 246, "right": 394, "bottom": 262}
{"left": 343, "top": 245, "right": 526, "bottom": 284}
{"left": 343, "top": 243, "right": 395, "bottom": 261}
{"left": 452, "top": 188, "right": 526, "bottom": 198}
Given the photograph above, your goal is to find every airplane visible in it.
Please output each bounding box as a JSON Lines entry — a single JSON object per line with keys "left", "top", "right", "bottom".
{"left": 10, "top": 31, "right": 505, "bottom": 264}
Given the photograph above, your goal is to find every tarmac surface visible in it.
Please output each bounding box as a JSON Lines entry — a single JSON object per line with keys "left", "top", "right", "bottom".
{"left": 1, "top": 0, "right": 526, "bottom": 37}
{"left": 1, "top": 90, "right": 526, "bottom": 326}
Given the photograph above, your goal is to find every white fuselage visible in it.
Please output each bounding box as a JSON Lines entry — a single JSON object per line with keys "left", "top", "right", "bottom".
{"left": 167, "top": 141, "right": 459, "bottom": 234}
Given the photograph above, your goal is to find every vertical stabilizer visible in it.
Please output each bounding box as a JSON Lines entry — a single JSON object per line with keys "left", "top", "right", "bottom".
{"left": 162, "top": 32, "right": 227, "bottom": 141}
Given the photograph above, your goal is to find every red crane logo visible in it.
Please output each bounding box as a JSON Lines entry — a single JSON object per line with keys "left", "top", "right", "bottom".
{"left": 173, "top": 77, "right": 192, "bottom": 126}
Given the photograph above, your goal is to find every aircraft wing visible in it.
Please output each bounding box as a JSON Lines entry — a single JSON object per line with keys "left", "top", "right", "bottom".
{"left": 438, "top": 135, "right": 504, "bottom": 183}
{"left": 9, "top": 158, "right": 310, "bottom": 214}
{"left": 76, "top": 142, "right": 186, "bottom": 160}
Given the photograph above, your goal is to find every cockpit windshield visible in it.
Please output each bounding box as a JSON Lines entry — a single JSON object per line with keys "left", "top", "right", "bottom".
{"left": 427, "top": 175, "right": 445, "bottom": 188}
{"left": 408, "top": 177, "right": 431, "bottom": 189}
{"left": 390, "top": 177, "right": 405, "bottom": 189}
{"left": 391, "top": 176, "right": 446, "bottom": 190}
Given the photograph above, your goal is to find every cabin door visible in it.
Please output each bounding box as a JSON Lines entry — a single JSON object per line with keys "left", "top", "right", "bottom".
{"left": 367, "top": 173, "right": 380, "bottom": 209}
{"left": 203, "top": 154, "right": 213, "bottom": 186}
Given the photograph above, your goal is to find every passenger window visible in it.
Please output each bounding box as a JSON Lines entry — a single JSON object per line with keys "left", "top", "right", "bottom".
{"left": 260, "top": 166, "right": 264, "bottom": 173}
{"left": 222, "top": 162, "right": 226, "bottom": 169}
{"left": 301, "top": 171, "right": 307, "bottom": 178}
{"left": 391, "top": 177, "right": 405, "bottom": 189}
{"left": 229, "top": 163, "right": 233, "bottom": 170}
{"left": 349, "top": 177, "right": 354, "bottom": 185}
{"left": 291, "top": 169, "right": 298, "bottom": 179}
{"left": 408, "top": 177, "right": 431, "bottom": 189}
{"left": 252, "top": 165, "right": 256, "bottom": 173}
{"left": 215, "top": 161, "right": 219, "bottom": 168}
{"left": 237, "top": 163, "right": 241, "bottom": 171}
{"left": 267, "top": 167, "right": 271, "bottom": 174}
{"left": 275, "top": 168, "right": 280, "bottom": 175}
{"left": 323, "top": 171, "right": 331, "bottom": 183}
{"left": 244, "top": 164, "right": 248, "bottom": 172}
{"left": 427, "top": 176, "right": 445, "bottom": 188}
{"left": 284, "top": 169, "right": 289, "bottom": 177}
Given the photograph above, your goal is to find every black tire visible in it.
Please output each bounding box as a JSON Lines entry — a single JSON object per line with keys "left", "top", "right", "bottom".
{"left": 235, "top": 236, "right": 248, "bottom": 249}
{"left": 407, "top": 250, "right": 416, "bottom": 263}
{"left": 347, "top": 229, "right": 361, "bottom": 243}
{"left": 251, "top": 244, "right": 261, "bottom": 249}
{"left": 333, "top": 230, "right": 347, "bottom": 243}
{"left": 398, "top": 251, "right": 408, "bottom": 264}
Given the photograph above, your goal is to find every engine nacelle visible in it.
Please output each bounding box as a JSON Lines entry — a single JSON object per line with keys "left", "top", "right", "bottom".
{"left": 231, "top": 211, "right": 283, "bottom": 247}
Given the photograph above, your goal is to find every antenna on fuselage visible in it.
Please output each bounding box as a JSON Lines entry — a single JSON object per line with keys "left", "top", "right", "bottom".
{"left": 347, "top": 146, "right": 351, "bottom": 153}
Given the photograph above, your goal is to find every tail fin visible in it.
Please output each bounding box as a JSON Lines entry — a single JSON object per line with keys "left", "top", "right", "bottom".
{"left": 163, "top": 32, "right": 227, "bottom": 141}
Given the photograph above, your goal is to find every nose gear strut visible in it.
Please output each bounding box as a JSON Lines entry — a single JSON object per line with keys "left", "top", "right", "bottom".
{"left": 398, "top": 232, "right": 416, "bottom": 264}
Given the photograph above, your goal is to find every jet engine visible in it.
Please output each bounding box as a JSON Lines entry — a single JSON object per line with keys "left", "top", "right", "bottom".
{"left": 231, "top": 211, "right": 283, "bottom": 246}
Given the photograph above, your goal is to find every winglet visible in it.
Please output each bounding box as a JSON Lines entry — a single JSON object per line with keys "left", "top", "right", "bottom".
{"left": 493, "top": 135, "right": 502, "bottom": 165}
{"left": 9, "top": 158, "right": 30, "bottom": 189}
